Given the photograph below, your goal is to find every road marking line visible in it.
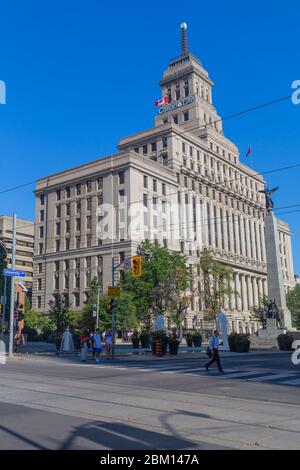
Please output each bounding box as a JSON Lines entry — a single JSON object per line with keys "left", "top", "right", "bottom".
{"left": 218, "top": 371, "right": 261, "bottom": 379}
{"left": 248, "top": 373, "right": 296, "bottom": 382}
{"left": 279, "top": 377, "right": 300, "bottom": 386}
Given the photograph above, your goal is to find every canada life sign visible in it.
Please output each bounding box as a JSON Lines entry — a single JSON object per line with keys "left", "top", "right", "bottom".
{"left": 158, "top": 96, "right": 194, "bottom": 114}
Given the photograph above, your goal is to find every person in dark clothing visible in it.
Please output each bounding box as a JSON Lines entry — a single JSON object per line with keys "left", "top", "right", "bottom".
{"left": 205, "top": 330, "right": 224, "bottom": 373}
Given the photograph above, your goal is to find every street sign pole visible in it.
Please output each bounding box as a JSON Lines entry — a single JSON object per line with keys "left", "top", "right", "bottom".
{"left": 9, "top": 213, "right": 17, "bottom": 357}
{"left": 111, "top": 257, "right": 116, "bottom": 360}
{"left": 96, "top": 286, "right": 100, "bottom": 329}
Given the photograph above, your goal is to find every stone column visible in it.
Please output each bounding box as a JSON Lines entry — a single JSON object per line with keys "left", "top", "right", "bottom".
{"left": 223, "top": 210, "right": 229, "bottom": 252}
{"left": 245, "top": 218, "right": 251, "bottom": 258}
{"left": 240, "top": 215, "right": 246, "bottom": 257}
{"left": 216, "top": 206, "right": 222, "bottom": 249}
{"left": 252, "top": 277, "right": 259, "bottom": 309}
{"left": 258, "top": 278, "right": 263, "bottom": 306}
{"left": 234, "top": 273, "right": 242, "bottom": 311}
{"left": 202, "top": 200, "right": 208, "bottom": 246}
{"left": 187, "top": 193, "right": 194, "bottom": 242}
{"left": 234, "top": 213, "right": 241, "bottom": 255}
{"left": 181, "top": 193, "right": 187, "bottom": 240}
{"left": 196, "top": 196, "right": 202, "bottom": 247}
{"left": 246, "top": 275, "right": 253, "bottom": 310}
{"left": 250, "top": 220, "right": 257, "bottom": 260}
{"left": 210, "top": 202, "right": 216, "bottom": 247}
{"left": 228, "top": 211, "right": 234, "bottom": 254}
{"left": 255, "top": 221, "right": 262, "bottom": 261}
{"left": 241, "top": 274, "right": 248, "bottom": 312}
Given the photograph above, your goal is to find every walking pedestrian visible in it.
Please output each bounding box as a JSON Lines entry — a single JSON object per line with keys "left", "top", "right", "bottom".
{"left": 13, "top": 330, "right": 23, "bottom": 356}
{"left": 205, "top": 330, "right": 224, "bottom": 373}
{"left": 80, "top": 331, "right": 89, "bottom": 362}
{"left": 93, "top": 328, "right": 102, "bottom": 362}
{"left": 103, "top": 329, "right": 112, "bottom": 359}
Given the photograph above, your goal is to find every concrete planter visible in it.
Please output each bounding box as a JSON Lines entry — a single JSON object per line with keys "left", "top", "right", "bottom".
{"left": 235, "top": 341, "right": 250, "bottom": 353}
{"left": 169, "top": 341, "right": 180, "bottom": 355}
{"left": 193, "top": 336, "right": 202, "bottom": 347}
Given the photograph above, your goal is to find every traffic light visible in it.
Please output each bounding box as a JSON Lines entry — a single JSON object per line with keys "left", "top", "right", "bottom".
{"left": 132, "top": 256, "right": 142, "bottom": 277}
{"left": 107, "top": 298, "right": 114, "bottom": 313}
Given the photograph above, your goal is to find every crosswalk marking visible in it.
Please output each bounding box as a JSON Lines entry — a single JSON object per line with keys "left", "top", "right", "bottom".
{"left": 248, "top": 373, "right": 294, "bottom": 382}
{"left": 218, "top": 371, "right": 262, "bottom": 379}
{"left": 36, "top": 358, "right": 300, "bottom": 386}
{"left": 279, "top": 378, "right": 300, "bottom": 385}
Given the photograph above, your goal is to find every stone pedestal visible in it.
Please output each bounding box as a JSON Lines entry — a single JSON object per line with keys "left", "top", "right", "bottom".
{"left": 257, "top": 319, "right": 286, "bottom": 338}
{"left": 265, "top": 212, "right": 292, "bottom": 329}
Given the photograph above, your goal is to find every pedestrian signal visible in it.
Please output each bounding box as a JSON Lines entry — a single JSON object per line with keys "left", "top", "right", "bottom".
{"left": 132, "top": 256, "right": 142, "bottom": 277}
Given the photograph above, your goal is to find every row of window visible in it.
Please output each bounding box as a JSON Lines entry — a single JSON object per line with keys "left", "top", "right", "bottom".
{"left": 35, "top": 293, "right": 85, "bottom": 309}
{"left": 39, "top": 194, "right": 104, "bottom": 224}
{"left": 39, "top": 178, "right": 104, "bottom": 207}
{"left": 178, "top": 182, "right": 263, "bottom": 218}
{"left": 143, "top": 176, "right": 167, "bottom": 195}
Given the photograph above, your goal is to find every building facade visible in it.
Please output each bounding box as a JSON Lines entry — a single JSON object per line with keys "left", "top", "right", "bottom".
{"left": 0, "top": 215, "right": 34, "bottom": 289}
{"left": 32, "top": 24, "right": 296, "bottom": 333}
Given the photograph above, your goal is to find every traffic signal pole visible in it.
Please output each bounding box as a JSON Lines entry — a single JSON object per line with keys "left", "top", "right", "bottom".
{"left": 9, "top": 213, "right": 16, "bottom": 357}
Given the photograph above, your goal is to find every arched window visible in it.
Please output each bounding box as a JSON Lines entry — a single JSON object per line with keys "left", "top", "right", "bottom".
{"left": 175, "top": 84, "right": 180, "bottom": 100}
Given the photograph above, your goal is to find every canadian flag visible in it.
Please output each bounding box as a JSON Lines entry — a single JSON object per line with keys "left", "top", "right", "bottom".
{"left": 155, "top": 96, "right": 169, "bottom": 107}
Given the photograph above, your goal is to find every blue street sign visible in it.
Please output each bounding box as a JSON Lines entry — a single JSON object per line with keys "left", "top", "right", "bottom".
{"left": 3, "top": 269, "right": 26, "bottom": 277}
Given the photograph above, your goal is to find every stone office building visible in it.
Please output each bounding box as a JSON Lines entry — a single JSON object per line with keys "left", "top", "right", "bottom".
{"left": 0, "top": 215, "right": 34, "bottom": 288}
{"left": 32, "top": 24, "right": 296, "bottom": 333}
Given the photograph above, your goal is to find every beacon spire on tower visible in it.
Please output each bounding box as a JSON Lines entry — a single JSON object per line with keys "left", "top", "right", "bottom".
{"left": 180, "top": 22, "right": 188, "bottom": 56}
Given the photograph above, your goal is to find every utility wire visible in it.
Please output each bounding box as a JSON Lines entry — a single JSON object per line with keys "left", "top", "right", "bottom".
{"left": 0, "top": 93, "right": 295, "bottom": 197}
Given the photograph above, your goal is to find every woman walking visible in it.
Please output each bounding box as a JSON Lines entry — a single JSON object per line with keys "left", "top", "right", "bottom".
{"left": 93, "top": 328, "right": 102, "bottom": 362}
{"left": 103, "top": 329, "right": 113, "bottom": 359}
{"left": 80, "top": 331, "right": 90, "bottom": 362}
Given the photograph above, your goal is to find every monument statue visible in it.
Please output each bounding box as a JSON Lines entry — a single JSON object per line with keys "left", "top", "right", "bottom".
{"left": 216, "top": 312, "right": 229, "bottom": 350}
{"left": 60, "top": 326, "right": 74, "bottom": 353}
{"left": 258, "top": 184, "right": 292, "bottom": 331}
{"left": 154, "top": 313, "right": 166, "bottom": 332}
{"left": 259, "top": 300, "right": 282, "bottom": 329}
{"left": 258, "top": 186, "right": 279, "bottom": 211}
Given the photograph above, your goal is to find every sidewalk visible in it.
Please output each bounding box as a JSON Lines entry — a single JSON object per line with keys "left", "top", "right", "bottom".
{"left": 14, "top": 341, "right": 288, "bottom": 362}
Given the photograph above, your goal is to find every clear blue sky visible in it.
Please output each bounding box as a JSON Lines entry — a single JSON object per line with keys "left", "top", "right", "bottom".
{"left": 0, "top": 0, "right": 299, "bottom": 272}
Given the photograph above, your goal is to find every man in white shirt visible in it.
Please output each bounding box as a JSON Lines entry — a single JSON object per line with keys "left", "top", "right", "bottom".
{"left": 205, "top": 330, "right": 224, "bottom": 373}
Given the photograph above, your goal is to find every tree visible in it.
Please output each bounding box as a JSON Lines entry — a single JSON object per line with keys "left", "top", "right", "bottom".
{"left": 287, "top": 285, "right": 300, "bottom": 329}
{"left": 115, "top": 292, "right": 139, "bottom": 332}
{"left": 199, "top": 249, "right": 236, "bottom": 320}
{"left": 48, "top": 294, "right": 72, "bottom": 336}
{"left": 121, "top": 241, "right": 190, "bottom": 328}
{"left": 169, "top": 265, "right": 198, "bottom": 338}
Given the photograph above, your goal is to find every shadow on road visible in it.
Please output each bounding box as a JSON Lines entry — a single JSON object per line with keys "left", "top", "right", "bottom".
{"left": 60, "top": 420, "right": 199, "bottom": 450}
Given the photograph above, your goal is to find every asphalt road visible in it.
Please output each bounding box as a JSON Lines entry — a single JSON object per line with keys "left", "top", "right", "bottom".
{"left": 0, "top": 350, "right": 299, "bottom": 450}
